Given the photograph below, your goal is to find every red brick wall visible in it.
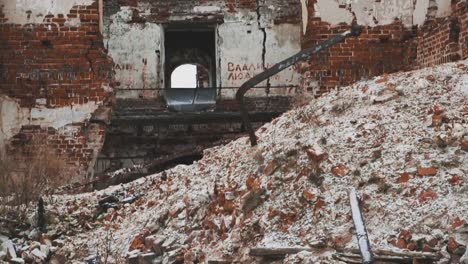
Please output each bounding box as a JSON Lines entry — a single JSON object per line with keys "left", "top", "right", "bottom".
{"left": 301, "top": 2, "right": 414, "bottom": 95}
{"left": 0, "top": 1, "right": 113, "bottom": 108}
{"left": 301, "top": 0, "right": 466, "bottom": 94}
{"left": 455, "top": 0, "right": 468, "bottom": 59}
{"left": 0, "top": 1, "right": 114, "bottom": 179}
{"left": 8, "top": 123, "right": 106, "bottom": 178}
{"left": 415, "top": 0, "right": 467, "bottom": 68}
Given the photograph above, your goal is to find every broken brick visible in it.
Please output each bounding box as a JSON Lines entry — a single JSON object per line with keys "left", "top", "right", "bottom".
{"left": 302, "top": 190, "right": 316, "bottom": 201}
{"left": 449, "top": 175, "right": 462, "bottom": 186}
{"left": 263, "top": 160, "right": 279, "bottom": 176}
{"left": 432, "top": 114, "right": 444, "bottom": 127}
{"left": 331, "top": 164, "right": 348, "bottom": 177}
{"left": 305, "top": 148, "right": 328, "bottom": 163}
{"left": 397, "top": 172, "right": 411, "bottom": 183}
{"left": 417, "top": 167, "right": 438, "bottom": 177}
{"left": 447, "top": 237, "right": 465, "bottom": 255}
{"left": 461, "top": 140, "right": 468, "bottom": 151}
{"left": 419, "top": 189, "right": 438, "bottom": 204}
{"left": 452, "top": 217, "right": 466, "bottom": 230}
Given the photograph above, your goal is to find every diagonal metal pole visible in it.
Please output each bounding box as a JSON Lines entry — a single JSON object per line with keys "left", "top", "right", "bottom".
{"left": 350, "top": 188, "right": 374, "bottom": 264}
{"left": 236, "top": 24, "right": 361, "bottom": 146}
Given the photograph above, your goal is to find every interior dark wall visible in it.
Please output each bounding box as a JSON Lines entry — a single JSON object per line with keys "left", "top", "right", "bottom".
{"left": 164, "top": 29, "right": 216, "bottom": 88}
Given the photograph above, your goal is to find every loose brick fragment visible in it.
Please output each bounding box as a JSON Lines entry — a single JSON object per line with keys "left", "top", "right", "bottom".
{"left": 461, "top": 140, "right": 468, "bottom": 151}
{"left": 397, "top": 172, "right": 411, "bottom": 183}
{"left": 417, "top": 167, "right": 438, "bottom": 176}
{"left": 432, "top": 114, "right": 443, "bottom": 127}
{"left": 302, "top": 190, "right": 316, "bottom": 201}
{"left": 449, "top": 175, "right": 462, "bottom": 186}
{"left": 331, "top": 164, "right": 348, "bottom": 176}
{"left": 263, "top": 160, "right": 279, "bottom": 176}
{"left": 419, "top": 189, "right": 438, "bottom": 204}
{"left": 452, "top": 217, "right": 466, "bottom": 230}
{"left": 305, "top": 148, "right": 328, "bottom": 163}
{"left": 447, "top": 237, "right": 465, "bottom": 255}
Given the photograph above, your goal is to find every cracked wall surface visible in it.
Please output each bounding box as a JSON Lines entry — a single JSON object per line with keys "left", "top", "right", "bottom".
{"left": 1, "top": 0, "right": 466, "bottom": 180}
{"left": 103, "top": 0, "right": 303, "bottom": 99}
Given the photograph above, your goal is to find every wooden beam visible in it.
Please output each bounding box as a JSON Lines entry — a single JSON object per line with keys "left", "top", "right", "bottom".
{"left": 249, "top": 247, "right": 314, "bottom": 257}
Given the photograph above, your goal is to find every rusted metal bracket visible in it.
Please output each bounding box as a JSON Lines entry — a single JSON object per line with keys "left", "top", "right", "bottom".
{"left": 236, "top": 24, "right": 362, "bottom": 146}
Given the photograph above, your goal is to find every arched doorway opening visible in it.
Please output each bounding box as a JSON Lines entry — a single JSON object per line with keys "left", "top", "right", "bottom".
{"left": 170, "top": 63, "right": 211, "bottom": 89}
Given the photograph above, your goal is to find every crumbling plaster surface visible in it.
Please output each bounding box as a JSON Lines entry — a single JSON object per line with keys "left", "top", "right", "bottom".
{"left": 218, "top": 12, "right": 302, "bottom": 98}
{"left": 265, "top": 24, "right": 302, "bottom": 96}
{"left": 314, "top": 0, "right": 353, "bottom": 25}
{"left": 0, "top": 95, "right": 101, "bottom": 150}
{"left": 313, "top": 0, "right": 451, "bottom": 27}
{"left": 105, "top": 4, "right": 302, "bottom": 99}
{"left": 1, "top": 0, "right": 94, "bottom": 25}
{"left": 413, "top": 0, "right": 453, "bottom": 26}
{"left": 104, "top": 8, "right": 162, "bottom": 92}
{"left": 0, "top": 96, "right": 28, "bottom": 151}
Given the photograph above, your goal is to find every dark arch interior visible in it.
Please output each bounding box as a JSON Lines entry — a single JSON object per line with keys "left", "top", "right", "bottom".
{"left": 164, "top": 28, "right": 216, "bottom": 89}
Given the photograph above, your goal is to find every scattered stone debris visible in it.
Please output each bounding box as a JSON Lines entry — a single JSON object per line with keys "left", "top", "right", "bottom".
{"left": 1, "top": 60, "right": 467, "bottom": 263}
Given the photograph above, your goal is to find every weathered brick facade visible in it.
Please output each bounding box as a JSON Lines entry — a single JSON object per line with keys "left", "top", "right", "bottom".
{"left": 0, "top": 0, "right": 113, "bottom": 179}
{"left": 301, "top": 20, "right": 414, "bottom": 95}
{"left": 1, "top": 0, "right": 466, "bottom": 180}
{"left": 416, "top": 0, "right": 467, "bottom": 67}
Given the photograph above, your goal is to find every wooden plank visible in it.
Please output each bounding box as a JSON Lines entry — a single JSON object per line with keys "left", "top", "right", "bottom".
{"left": 249, "top": 247, "right": 313, "bottom": 256}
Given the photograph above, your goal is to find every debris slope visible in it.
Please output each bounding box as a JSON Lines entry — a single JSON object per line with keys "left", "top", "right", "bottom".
{"left": 3, "top": 60, "right": 468, "bottom": 263}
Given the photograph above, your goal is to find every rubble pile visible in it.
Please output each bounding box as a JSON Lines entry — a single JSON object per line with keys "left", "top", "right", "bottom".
{"left": 1, "top": 60, "right": 467, "bottom": 263}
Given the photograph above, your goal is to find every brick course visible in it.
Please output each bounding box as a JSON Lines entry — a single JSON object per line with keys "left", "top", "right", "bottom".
{"left": 300, "top": 0, "right": 467, "bottom": 95}
{"left": 0, "top": 1, "right": 113, "bottom": 108}
{"left": 300, "top": 1, "right": 414, "bottom": 95}
{"left": 415, "top": 0, "right": 467, "bottom": 67}
{"left": 0, "top": 0, "right": 113, "bottom": 179}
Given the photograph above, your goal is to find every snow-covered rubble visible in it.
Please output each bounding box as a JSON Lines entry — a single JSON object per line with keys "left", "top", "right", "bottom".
{"left": 1, "top": 60, "right": 467, "bottom": 263}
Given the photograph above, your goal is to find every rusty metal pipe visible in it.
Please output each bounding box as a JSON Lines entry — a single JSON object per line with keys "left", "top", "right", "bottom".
{"left": 236, "top": 24, "right": 361, "bottom": 146}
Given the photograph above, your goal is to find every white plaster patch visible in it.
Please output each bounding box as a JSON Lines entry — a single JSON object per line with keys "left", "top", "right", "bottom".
{"left": 300, "top": 0, "right": 308, "bottom": 34}
{"left": 110, "top": 6, "right": 133, "bottom": 23}
{"left": 351, "top": 0, "right": 415, "bottom": 27}
{"left": 30, "top": 102, "right": 99, "bottom": 129}
{"left": 218, "top": 22, "right": 264, "bottom": 98}
{"left": 413, "top": 0, "right": 430, "bottom": 26}
{"left": 265, "top": 24, "right": 302, "bottom": 95}
{"left": 315, "top": 0, "right": 353, "bottom": 26}
{"left": 0, "top": 96, "right": 29, "bottom": 143}
{"left": 312, "top": 0, "right": 415, "bottom": 27}
{"left": 218, "top": 22, "right": 301, "bottom": 98}
{"left": 193, "top": 6, "right": 221, "bottom": 13}
{"left": 413, "top": 0, "right": 452, "bottom": 26}
{"left": 105, "top": 20, "right": 162, "bottom": 95}
{"left": 436, "top": 0, "right": 452, "bottom": 18}
{"left": 2, "top": 0, "right": 94, "bottom": 25}
{"left": 0, "top": 96, "right": 99, "bottom": 150}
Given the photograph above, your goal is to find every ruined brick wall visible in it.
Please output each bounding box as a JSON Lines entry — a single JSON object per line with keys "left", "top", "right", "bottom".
{"left": 415, "top": 0, "right": 467, "bottom": 67}
{"left": 453, "top": 0, "right": 467, "bottom": 59}
{"left": 300, "top": 1, "right": 414, "bottom": 95}
{"left": 300, "top": 0, "right": 466, "bottom": 95}
{"left": 104, "top": 0, "right": 302, "bottom": 100}
{"left": 0, "top": 0, "right": 114, "bottom": 179}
